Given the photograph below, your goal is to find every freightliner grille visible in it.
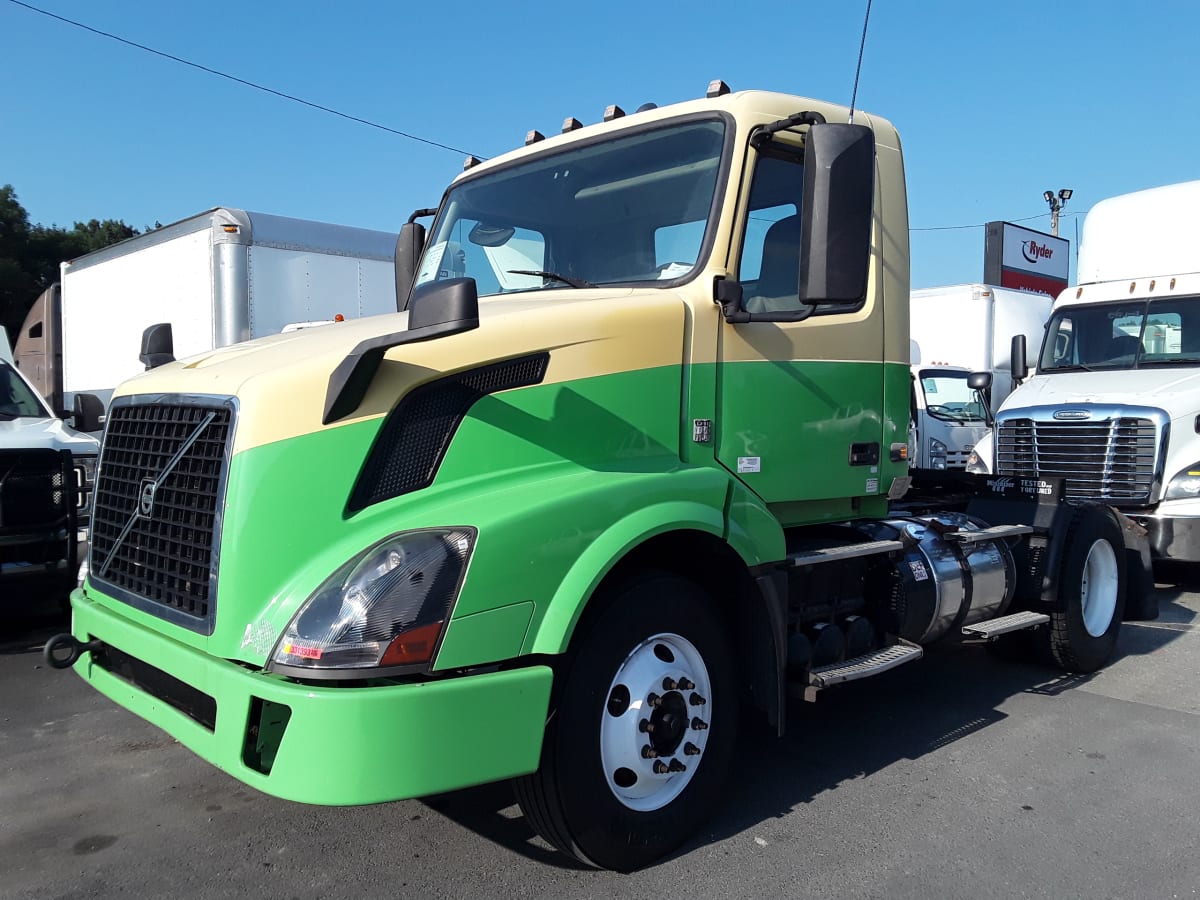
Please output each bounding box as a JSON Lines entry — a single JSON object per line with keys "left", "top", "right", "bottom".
{"left": 90, "top": 402, "right": 232, "bottom": 628}
{"left": 995, "top": 415, "right": 1159, "bottom": 504}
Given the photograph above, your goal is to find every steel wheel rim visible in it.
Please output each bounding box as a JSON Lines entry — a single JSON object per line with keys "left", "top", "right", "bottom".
{"left": 1080, "top": 538, "right": 1119, "bottom": 638}
{"left": 599, "top": 632, "right": 712, "bottom": 812}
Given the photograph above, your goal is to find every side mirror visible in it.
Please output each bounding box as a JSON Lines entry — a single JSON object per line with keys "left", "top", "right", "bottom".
{"left": 140, "top": 323, "right": 175, "bottom": 370}
{"left": 72, "top": 393, "right": 104, "bottom": 432}
{"left": 396, "top": 208, "right": 437, "bottom": 312}
{"left": 1011, "top": 334, "right": 1028, "bottom": 384}
{"left": 799, "top": 123, "right": 875, "bottom": 305}
{"left": 967, "top": 371, "right": 993, "bottom": 391}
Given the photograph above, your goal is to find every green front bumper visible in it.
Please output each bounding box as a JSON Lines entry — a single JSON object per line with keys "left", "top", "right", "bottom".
{"left": 70, "top": 591, "right": 553, "bottom": 805}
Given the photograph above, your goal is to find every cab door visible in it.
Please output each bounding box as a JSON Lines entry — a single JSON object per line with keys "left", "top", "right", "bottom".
{"left": 715, "top": 134, "right": 887, "bottom": 519}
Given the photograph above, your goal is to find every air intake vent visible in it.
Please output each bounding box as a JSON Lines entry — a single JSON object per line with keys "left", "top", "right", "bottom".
{"left": 348, "top": 354, "right": 550, "bottom": 512}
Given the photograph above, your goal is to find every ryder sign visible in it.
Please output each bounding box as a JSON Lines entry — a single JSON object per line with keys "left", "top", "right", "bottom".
{"left": 984, "top": 221, "right": 1069, "bottom": 296}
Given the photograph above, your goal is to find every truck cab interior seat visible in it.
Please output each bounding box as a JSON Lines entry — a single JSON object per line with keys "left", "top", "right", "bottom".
{"left": 745, "top": 215, "right": 806, "bottom": 314}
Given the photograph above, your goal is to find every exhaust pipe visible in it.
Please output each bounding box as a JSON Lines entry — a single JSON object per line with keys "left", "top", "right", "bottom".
{"left": 44, "top": 634, "right": 103, "bottom": 669}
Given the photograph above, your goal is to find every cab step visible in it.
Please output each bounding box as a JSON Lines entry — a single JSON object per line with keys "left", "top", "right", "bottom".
{"left": 788, "top": 539, "right": 904, "bottom": 568}
{"left": 961, "top": 610, "right": 1050, "bottom": 640}
{"left": 942, "top": 524, "right": 1034, "bottom": 545}
{"left": 798, "top": 642, "right": 923, "bottom": 701}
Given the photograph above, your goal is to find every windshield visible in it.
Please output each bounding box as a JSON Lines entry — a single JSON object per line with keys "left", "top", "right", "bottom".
{"left": 1040, "top": 294, "right": 1200, "bottom": 372}
{"left": 414, "top": 119, "right": 727, "bottom": 296}
{"left": 917, "top": 369, "right": 991, "bottom": 424}
{"left": 0, "top": 361, "right": 50, "bottom": 420}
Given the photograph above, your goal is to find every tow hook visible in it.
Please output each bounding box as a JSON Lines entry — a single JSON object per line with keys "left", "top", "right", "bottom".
{"left": 43, "top": 634, "right": 103, "bottom": 669}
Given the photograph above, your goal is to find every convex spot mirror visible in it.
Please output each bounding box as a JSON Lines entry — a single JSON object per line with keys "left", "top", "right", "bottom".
{"left": 967, "top": 371, "right": 993, "bottom": 391}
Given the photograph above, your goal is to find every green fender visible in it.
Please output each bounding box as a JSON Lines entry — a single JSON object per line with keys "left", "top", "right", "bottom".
{"left": 525, "top": 498, "right": 756, "bottom": 656}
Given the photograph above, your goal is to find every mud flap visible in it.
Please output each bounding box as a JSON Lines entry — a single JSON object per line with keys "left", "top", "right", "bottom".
{"left": 1118, "top": 514, "right": 1158, "bottom": 621}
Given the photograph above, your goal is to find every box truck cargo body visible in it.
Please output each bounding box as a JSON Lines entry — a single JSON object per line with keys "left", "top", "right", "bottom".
{"left": 907, "top": 284, "right": 1051, "bottom": 470}
{"left": 910, "top": 283, "right": 1053, "bottom": 410}
{"left": 16, "top": 208, "right": 397, "bottom": 412}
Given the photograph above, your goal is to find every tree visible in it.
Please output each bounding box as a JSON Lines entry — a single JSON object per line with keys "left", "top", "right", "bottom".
{"left": 0, "top": 184, "right": 139, "bottom": 346}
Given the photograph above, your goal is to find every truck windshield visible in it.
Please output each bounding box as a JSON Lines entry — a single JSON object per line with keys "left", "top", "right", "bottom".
{"left": 918, "top": 370, "right": 991, "bottom": 424}
{"left": 414, "top": 119, "right": 728, "bottom": 297}
{"left": 0, "top": 362, "right": 50, "bottom": 420}
{"left": 1040, "top": 295, "right": 1200, "bottom": 372}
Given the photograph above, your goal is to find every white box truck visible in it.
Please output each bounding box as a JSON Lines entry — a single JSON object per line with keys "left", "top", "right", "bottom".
{"left": 908, "top": 284, "right": 1052, "bottom": 470}
{"left": 986, "top": 181, "right": 1200, "bottom": 561}
{"left": 14, "top": 208, "right": 398, "bottom": 412}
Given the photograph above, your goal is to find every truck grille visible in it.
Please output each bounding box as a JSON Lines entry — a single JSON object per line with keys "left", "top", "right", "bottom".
{"left": 90, "top": 401, "right": 233, "bottom": 630}
{"left": 995, "top": 415, "right": 1160, "bottom": 504}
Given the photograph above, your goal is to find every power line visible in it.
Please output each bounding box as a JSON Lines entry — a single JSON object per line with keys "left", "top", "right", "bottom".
{"left": 5, "top": 0, "right": 483, "bottom": 159}
{"left": 911, "top": 210, "right": 1086, "bottom": 233}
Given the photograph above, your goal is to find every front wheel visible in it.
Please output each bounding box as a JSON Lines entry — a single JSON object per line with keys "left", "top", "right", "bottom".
{"left": 1048, "top": 506, "right": 1126, "bottom": 672}
{"left": 514, "top": 574, "right": 736, "bottom": 871}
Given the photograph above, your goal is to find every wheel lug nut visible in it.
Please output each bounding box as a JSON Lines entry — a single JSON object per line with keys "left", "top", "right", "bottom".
{"left": 638, "top": 719, "right": 653, "bottom": 733}
{"left": 641, "top": 745, "right": 658, "bottom": 759}
{"left": 662, "top": 677, "right": 677, "bottom": 691}
{"left": 689, "top": 693, "right": 706, "bottom": 706}
{"left": 691, "top": 717, "right": 708, "bottom": 730}
{"left": 668, "top": 759, "right": 687, "bottom": 773}
{"left": 684, "top": 742, "right": 700, "bottom": 756}
{"left": 653, "top": 760, "right": 669, "bottom": 774}
{"left": 678, "top": 678, "right": 694, "bottom": 691}
{"left": 647, "top": 692, "right": 662, "bottom": 708}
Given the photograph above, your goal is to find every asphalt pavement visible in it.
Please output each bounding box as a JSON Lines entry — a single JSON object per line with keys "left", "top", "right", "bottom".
{"left": 3, "top": 575, "right": 1199, "bottom": 900}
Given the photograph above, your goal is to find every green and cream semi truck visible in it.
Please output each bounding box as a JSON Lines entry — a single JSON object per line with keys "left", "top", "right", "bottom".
{"left": 47, "top": 83, "right": 1153, "bottom": 870}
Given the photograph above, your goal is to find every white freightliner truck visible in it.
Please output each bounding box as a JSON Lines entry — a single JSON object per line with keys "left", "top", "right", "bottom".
{"left": 908, "top": 284, "right": 1052, "bottom": 471}
{"left": 981, "top": 182, "right": 1200, "bottom": 562}
{"left": 13, "top": 208, "right": 398, "bottom": 415}
{"left": 46, "top": 84, "right": 1156, "bottom": 871}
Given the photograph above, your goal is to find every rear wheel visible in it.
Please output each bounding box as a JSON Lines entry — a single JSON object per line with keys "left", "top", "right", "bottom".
{"left": 514, "top": 574, "right": 736, "bottom": 871}
{"left": 1048, "top": 507, "right": 1126, "bottom": 672}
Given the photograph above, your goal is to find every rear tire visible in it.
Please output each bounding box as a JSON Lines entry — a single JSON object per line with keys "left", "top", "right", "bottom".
{"left": 514, "top": 574, "right": 736, "bottom": 871}
{"left": 1048, "top": 507, "right": 1126, "bottom": 672}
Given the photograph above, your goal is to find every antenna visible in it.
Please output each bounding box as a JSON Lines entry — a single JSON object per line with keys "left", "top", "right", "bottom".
{"left": 847, "top": 0, "right": 874, "bottom": 125}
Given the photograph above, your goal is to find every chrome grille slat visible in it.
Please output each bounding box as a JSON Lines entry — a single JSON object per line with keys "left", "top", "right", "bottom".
{"left": 995, "top": 414, "right": 1160, "bottom": 504}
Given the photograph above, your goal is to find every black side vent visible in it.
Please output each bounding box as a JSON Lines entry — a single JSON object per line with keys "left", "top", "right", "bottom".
{"left": 348, "top": 353, "right": 550, "bottom": 512}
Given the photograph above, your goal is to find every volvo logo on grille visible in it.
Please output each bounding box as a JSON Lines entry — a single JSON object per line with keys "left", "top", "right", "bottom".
{"left": 1053, "top": 409, "right": 1091, "bottom": 420}
{"left": 138, "top": 478, "right": 158, "bottom": 518}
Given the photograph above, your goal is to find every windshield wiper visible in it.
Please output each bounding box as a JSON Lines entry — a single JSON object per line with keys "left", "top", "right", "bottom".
{"left": 507, "top": 269, "right": 595, "bottom": 289}
{"left": 1047, "top": 362, "right": 1097, "bottom": 373}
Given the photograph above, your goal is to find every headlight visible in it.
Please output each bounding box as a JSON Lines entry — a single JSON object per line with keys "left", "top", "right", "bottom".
{"left": 966, "top": 449, "right": 989, "bottom": 475}
{"left": 1164, "top": 464, "right": 1200, "bottom": 501}
{"left": 929, "top": 438, "right": 948, "bottom": 470}
{"left": 269, "top": 528, "right": 474, "bottom": 675}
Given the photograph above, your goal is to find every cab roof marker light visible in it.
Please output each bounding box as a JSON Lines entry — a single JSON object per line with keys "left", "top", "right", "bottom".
{"left": 561, "top": 117, "right": 583, "bottom": 133}
{"left": 525, "top": 129, "right": 545, "bottom": 146}
{"left": 603, "top": 104, "right": 625, "bottom": 122}
{"left": 463, "top": 155, "right": 482, "bottom": 171}
{"left": 706, "top": 79, "right": 732, "bottom": 98}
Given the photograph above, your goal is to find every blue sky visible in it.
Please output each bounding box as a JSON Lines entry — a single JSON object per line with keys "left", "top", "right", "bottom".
{"left": 3, "top": 0, "right": 1197, "bottom": 289}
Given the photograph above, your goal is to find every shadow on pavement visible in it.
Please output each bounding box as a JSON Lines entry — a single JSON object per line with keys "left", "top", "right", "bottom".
{"left": 1, "top": 582, "right": 70, "bottom": 655}
{"left": 419, "top": 631, "right": 1156, "bottom": 869}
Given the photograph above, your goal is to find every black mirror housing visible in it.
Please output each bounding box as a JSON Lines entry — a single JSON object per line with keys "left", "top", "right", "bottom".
{"left": 1011, "top": 334, "right": 1029, "bottom": 382}
{"left": 799, "top": 123, "right": 875, "bottom": 305}
{"left": 967, "top": 371, "right": 993, "bottom": 391}
{"left": 140, "top": 323, "right": 175, "bottom": 370}
{"left": 72, "top": 392, "right": 104, "bottom": 432}
{"left": 395, "top": 221, "right": 427, "bottom": 312}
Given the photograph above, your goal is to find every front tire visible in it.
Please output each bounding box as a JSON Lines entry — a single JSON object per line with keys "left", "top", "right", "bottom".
{"left": 514, "top": 574, "right": 736, "bottom": 871}
{"left": 1048, "top": 506, "right": 1126, "bottom": 672}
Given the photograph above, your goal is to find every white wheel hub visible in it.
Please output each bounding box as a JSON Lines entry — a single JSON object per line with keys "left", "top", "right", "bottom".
{"left": 1080, "top": 538, "right": 1119, "bottom": 637}
{"left": 599, "top": 632, "right": 712, "bottom": 812}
